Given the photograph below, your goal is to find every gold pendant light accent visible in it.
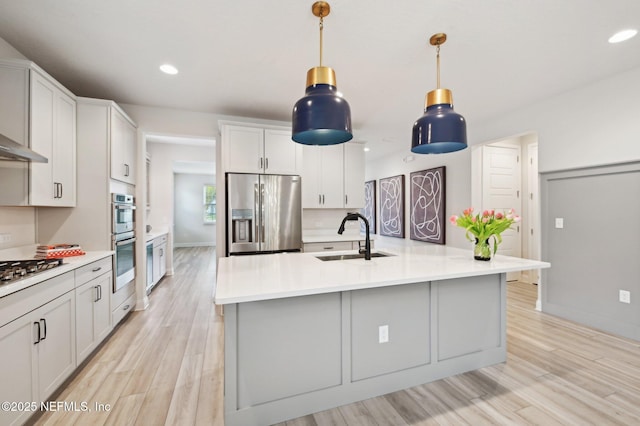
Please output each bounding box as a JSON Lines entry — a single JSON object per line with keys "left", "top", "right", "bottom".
{"left": 308, "top": 2, "right": 333, "bottom": 86}
{"left": 426, "top": 33, "right": 453, "bottom": 108}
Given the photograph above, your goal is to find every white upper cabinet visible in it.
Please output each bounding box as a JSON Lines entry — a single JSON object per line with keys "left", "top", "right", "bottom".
{"left": 30, "top": 70, "right": 77, "bottom": 206}
{"left": 110, "top": 107, "right": 137, "bottom": 185}
{"left": 302, "top": 144, "right": 344, "bottom": 208}
{"left": 0, "top": 59, "right": 76, "bottom": 206}
{"left": 343, "top": 142, "right": 365, "bottom": 209}
{"left": 222, "top": 122, "right": 302, "bottom": 175}
{"left": 263, "top": 128, "right": 301, "bottom": 175}
{"left": 302, "top": 142, "right": 365, "bottom": 209}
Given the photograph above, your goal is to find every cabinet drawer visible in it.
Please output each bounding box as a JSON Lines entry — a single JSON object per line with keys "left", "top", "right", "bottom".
{"left": 0, "top": 271, "right": 74, "bottom": 328}
{"left": 112, "top": 293, "right": 135, "bottom": 326}
{"left": 304, "top": 242, "right": 353, "bottom": 252}
{"left": 152, "top": 234, "right": 167, "bottom": 247}
{"left": 75, "top": 257, "right": 112, "bottom": 287}
{"left": 111, "top": 279, "right": 135, "bottom": 308}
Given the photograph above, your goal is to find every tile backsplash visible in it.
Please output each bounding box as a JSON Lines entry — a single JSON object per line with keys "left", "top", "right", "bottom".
{"left": 302, "top": 208, "right": 362, "bottom": 235}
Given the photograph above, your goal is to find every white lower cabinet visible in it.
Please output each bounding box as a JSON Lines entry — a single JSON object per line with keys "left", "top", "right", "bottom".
{"left": 75, "top": 271, "right": 112, "bottom": 365}
{"left": 111, "top": 280, "right": 136, "bottom": 327}
{"left": 152, "top": 234, "right": 167, "bottom": 286}
{"left": 303, "top": 241, "right": 354, "bottom": 252}
{"left": 303, "top": 240, "right": 375, "bottom": 253}
{"left": 0, "top": 315, "right": 38, "bottom": 426}
{"left": 35, "top": 290, "right": 76, "bottom": 401}
{"left": 0, "top": 256, "right": 117, "bottom": 426}
{"left": 0, "top": 273, "right": 76, "bottom": 426}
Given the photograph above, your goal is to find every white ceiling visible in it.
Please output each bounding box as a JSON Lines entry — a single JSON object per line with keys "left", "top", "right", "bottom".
{"left": 1, "top": 0, "right": 639, "bottom": 160}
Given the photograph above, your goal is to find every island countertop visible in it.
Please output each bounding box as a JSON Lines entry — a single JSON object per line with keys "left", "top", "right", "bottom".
{"left": 214, "top": 237, "right": 550, "bottom": 304}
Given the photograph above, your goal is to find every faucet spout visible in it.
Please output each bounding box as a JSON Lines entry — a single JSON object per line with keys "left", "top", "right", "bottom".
{"left": 337, "top": 212, "right": 371, "bottom": 260}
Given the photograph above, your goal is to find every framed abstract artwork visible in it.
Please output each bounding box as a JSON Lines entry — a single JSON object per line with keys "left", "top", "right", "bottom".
{"left": 409, "top": 166, "right": 446, "bottom": 244}
{"left": 361, "top": 180, "right": 377, "bottom": 234}
{"left": 379, "top": 175, "right": 405, "bottom": 238}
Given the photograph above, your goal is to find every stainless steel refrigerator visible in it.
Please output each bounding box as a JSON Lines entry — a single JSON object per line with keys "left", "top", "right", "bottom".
{"left": 226, "top": 173, "right": 302, "bottom": 255}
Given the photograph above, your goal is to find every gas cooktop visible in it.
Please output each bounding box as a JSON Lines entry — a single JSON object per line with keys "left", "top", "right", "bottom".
{"left": 0, "top": 258, "right": 64, "bottom": 284}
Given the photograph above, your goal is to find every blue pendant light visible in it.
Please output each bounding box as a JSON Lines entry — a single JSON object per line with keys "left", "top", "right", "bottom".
{"left": 412, "top": 33, "right": 467, "bottom": 154}
{"left": 292, "top": 2, "right": 353, "bottom": 145}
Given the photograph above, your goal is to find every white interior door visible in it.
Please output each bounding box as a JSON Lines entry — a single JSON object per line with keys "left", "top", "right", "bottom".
{"left": 482, "top": 145, "right": 522, "bottom": 281}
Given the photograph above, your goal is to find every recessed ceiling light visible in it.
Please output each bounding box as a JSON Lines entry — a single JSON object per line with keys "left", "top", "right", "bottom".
{"left": 608, "top": 29, "right": 637, "bottom": 44}
{"left": 159, "top": 64, "right": 179, "bottom": 75}
{"left": 363, "top": 147, "right": 370, "bottom": 152}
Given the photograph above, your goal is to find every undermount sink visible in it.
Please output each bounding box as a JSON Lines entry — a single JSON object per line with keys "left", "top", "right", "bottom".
{"left": 315, "top": 252, "right": 394, "bottom": 261}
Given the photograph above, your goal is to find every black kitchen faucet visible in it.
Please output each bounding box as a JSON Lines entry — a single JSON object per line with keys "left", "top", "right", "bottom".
{"left": 337, "top": 212, "right": 371, "bottom": 260}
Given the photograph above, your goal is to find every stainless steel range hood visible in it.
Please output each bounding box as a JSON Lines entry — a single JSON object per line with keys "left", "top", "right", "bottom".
{"left": 0, "top": 132, "right": 48, "bottom": 162}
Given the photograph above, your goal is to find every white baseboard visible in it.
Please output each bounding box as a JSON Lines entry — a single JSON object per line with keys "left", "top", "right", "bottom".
{"left": 174, "top": 242, "right": 216, "bottom": 248}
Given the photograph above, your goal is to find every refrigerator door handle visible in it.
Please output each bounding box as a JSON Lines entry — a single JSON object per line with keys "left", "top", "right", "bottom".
{"left": 254, "top": 183, "right": 261, "bottom": 245}
{"left": 260, "top": 183, "right": 266, "bottom": 243}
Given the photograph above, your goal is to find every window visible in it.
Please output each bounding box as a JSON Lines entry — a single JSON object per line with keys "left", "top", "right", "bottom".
{"left": 203, "top": 184, "right": 216, "bottom": 223}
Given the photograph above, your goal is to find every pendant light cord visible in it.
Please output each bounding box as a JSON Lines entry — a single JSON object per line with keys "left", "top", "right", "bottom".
{"left": 436, "top": 44, "right": 441, "bottom": 89}
{"left": 319, "top": 15, "right": 324, "bottom": 66}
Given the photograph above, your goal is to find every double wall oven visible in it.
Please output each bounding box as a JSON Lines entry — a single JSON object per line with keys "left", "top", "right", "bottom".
{"left": 112, "top": 193, "right": 136, "bottom": 292}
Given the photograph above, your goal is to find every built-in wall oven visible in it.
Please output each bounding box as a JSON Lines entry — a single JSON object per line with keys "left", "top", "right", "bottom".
{"left": 112, "top": 193, "right": 136, "bottom": 292}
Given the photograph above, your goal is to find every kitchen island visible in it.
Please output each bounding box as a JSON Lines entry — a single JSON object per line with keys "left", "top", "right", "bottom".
{"left": 214, "top": 237, "right": 550, "bottom": 426}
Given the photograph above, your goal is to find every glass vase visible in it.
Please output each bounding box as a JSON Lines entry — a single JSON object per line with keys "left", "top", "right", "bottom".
{"left": 474, "top": 238, "right": 492, "bottom": 261}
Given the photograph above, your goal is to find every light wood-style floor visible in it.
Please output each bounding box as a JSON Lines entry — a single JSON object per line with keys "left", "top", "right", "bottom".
{"left": 34, "top": 247, "right": 640, "bottom": 425}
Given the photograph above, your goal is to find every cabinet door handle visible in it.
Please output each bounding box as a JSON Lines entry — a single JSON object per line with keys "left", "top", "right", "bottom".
{"left": 123, "top": 304, "right": 130, "bottom": 311}
{"left": 259, "top": 158, "right": 263, "bottom": 170}
{"left": 323, "top": 246, "right": 334, "bottom": 250}
{"left": 265, "top": 157, "right": 269, "bottom": 170}
{"left": 33, "top": 321, "right": 41, "bottom": 345}
{"left": 53, "top": 182, "right": 62, "bottom": 199}
{"left": 95, "top": 285, "right": 101, "bottom": 302}
{"left": 92, "top": 267, "right": 102, "bottom": 273}
{"left": 318, "top": 194, "right": 322, "bottom": 205}
{"left": 345, "top": 194, "right": 348, "bottom": 205}
{"left": 322, "top": 194, "right": 325, "bottom": 205}
{"left": 40, "top": 318, "right": 47, "bottom": 341}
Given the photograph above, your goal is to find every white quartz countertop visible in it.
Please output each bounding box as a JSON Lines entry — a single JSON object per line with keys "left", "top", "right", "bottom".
{"left": 214, "top": 237, "right": 550, "bottom": 304}
{"left": 145, "top": 230, "right": 169, "bottom": 243}
{"left": 0, "top": 250, "right": 114, "bottom": 299}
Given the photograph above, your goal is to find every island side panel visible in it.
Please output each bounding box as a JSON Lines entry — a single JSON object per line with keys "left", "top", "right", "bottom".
{"left": 434, "top": 273, "right": 507, "bottom": 363}
{"left": 234, "top": 292, "right": 342, "bottom": 408}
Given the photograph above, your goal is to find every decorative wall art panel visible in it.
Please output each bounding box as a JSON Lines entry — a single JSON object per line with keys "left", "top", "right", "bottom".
{"left": 361, "top": 180, "right": 376, "bottom": 234}
{"left": 379, "top": 175, "right": 405, "bottom": 238}
{"left": 410, "top": 167, "right": 446, "bottom": 244}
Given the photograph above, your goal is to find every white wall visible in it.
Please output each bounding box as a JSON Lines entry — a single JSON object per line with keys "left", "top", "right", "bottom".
{"left": 0, "top": 37, "right": 27, "bottom": 60}
{"left": 471, "top": 66, "right": 640, "bottom": 173}
{"left": 365, "top": 148, "right": 471, "bottom": 250}
{"left": 174, "top": 173, "right": 216, "bottom": 247}
{"left": 0, "top": 208, "right": 36, "bottom": 249}
{"left": 146, "top": 143, "right": 215, "bottom": 234}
